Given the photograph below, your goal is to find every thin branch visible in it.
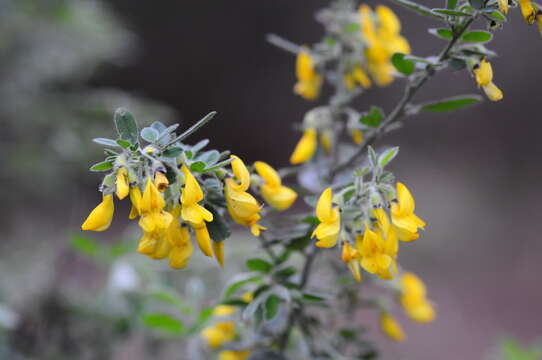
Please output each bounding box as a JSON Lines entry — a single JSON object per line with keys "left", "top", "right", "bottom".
{"left": 266, "top": 34, "right": 302, "bottom": 54}
{"left": 162, "top": 111, "right": 216, "bottom": 149}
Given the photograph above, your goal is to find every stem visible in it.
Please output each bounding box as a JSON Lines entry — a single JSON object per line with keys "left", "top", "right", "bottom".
{"left": 330, "top": 15, "right": 476, "bottom": 178}
{"left": 266, "top": 34, "right": 302, "bottom": 54}
{"left": 162, "top": 111, "right": 216, "bottom": 149}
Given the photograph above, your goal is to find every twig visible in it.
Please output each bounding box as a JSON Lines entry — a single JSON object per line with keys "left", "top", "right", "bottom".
{"left": 266, "top": 34, "right": 302, "bottom": 54}
{"left": 329, "top": 15, "right": 477, "bottom": 178}
{"left": 162, "top": 111, "right": 216, "bottom": 149}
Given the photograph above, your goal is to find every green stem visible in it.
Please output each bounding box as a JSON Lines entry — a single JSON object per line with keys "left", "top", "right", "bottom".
{"left": 162, "top": 111, "right": 216, "bottom": 149}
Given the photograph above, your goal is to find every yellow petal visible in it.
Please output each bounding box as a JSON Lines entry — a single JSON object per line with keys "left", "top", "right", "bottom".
{"left": 312, "top": 219, "right": 340, "bottom": 248}
{"left": 154, "top": 171, "right": 169, "bottom": 192}
{"left": 212, "top": 241, "right": 225, "bottom": 267}
{"left": 128, "top": 186, "right": 142, "bottom": 219}
{"left": 213, "top": 305, "right": 236, "bottom": 317}
{"left": 359, "top": 5, "right": 376, "bottom": 40}
{"left": 254, "top": 161, "right": 282, "bottom": 187}
{"left": 482, "top": 82, "right": 503, "bottom": 102}
{"left": 141, "top": 178, "right": 165, "bottom": 213}
{"left": 376, "top": 5, "right": 401, "bottom": 35}
{"left": 519, "top": 0, "right": 536, "bottom": 23}
{"left": 218, "top": 350, "right": 250, "bottom": 360}
{"left": 149, "top": 236, "right": 171, "bottom": 259}
{"left": 473, "top": 58, "right": 493, "bottom": 86}
{"left": 168, "top": 240, "right": 193, "bottom": 269}
{"left": 137, "top": 233, "right": 159, "bottom": 255}
{"left": 296, "top": 47, "right": 316, "bottom": 82}
{"left": 260, "top": 184, "right": 297, "bottom": 211}
{"left": 289, "top": 128, "right": 317, "bottom": 164}
{"left": 194, "top": 225, "right": 213, "bottom": 257}
{"left": 380, "top": 312, "right": 405, "bottom": 342}
{"left": 315, "top": 188, "right": 333, "bottom": 222}
{"left": 182, "top": 203, "right": 213, "bottom": 227}
{"left": 353, "top": 66, "right": 372, "bottom": 88}
{"left": 498, "top": 0, "right": 509, "bottom": 14}
{"left": 230, "top": 155, "right": 251, "bottom": 192}
{"left": 116, "top": 168, "right": 129, "bottom": 200}
{"left": 81, "top": 194, "right": 114, "bottom": 232}
{"left": 181, "top": 165, "right": 204, "bottom": 205}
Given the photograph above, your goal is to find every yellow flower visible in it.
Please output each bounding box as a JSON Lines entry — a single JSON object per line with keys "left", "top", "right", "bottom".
{"left": 360, "top": 5, "right": 410, "bottom": 87}
{"left": 473, "top": 58, "right": 503, "bottom": 102}
{"left": 498, "top": 0, "right": 509, "bottom": 14}
{"left": 194, "top": 224, "right": 213, "bottom": 257}
{"left": 254, "top": 161, "right": 297, "bottom": 211}
{"left": 242, "top": 292, "right": 254, "bottom": 303}
{"left": 312, "top": 188, "right": 340, "bottom": 248}
{"left": 213, "top": 240, "right": 225, "bottom": 267}
{"left": 341, "top": 242, "right": 362, "bottom": 282}
{"left": 213, "top": 305, "right": 236, "bottom": 317}
{"left": 320, "top": 130, "right": 333, "bottom": 154}
{"left": 81, "top": 194, "right": 114, "bottom": 232}
{"left": 380, "top": 312, "right": 405, "bottom": 342}
{"left": 201, "top": 321, "right": 236, "bottom": 348}
{"left": 294, "top": 48, "right": 322, "bottom": 100}
{"left": 356, "top": 221, "right": 398, "bottom": 280}
{"left": 166, "top": 208, "right": 193, "bottom": 269}
{"left": 518, "top": 0, "right": 536, "bottom": 24}
{"left": 218, "top": 350, "right": 250, "bottom": 360}
{"left": 290, "top": 128, "right": 317, "bottom": 165}
{"left": 536, "top": 11, "right": 542, "bottom": 34}
{"left": 128, "top": 186, "right": 142, "bottom": 219}
{"left": 180, "top": 165, "right": 213, "bottom": 227}
{"left": 400, "top": 272, "right": 436, "bottom": 323}
{"left": 391, "top": 182, "right": 425, "bottom": 242}
{"left": 351, "top": 129, "right": 364, "bottom": 145}
{"left": 116, "top": 167, "right": 129, "bottom": 200}
{"left": 154, "top": 171, "right": 169, "bottom": 192}
{"left": 344, "top": 66, "right": 372, "bottom": 91}
{"left": 225, "top": 156, "right": 265, "bottom": 236}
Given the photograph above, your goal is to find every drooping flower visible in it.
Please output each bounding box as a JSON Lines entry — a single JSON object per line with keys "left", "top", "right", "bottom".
{"left": 218, "top": 350, "right": 251, "bottom": 360}
{"left": 344, "top": 65, "right": 372, "bottom": 91}
{"left": 180, "top": 165, "right": 214, "bottom": 257}
{"left": 290, "top": 128, "right": 317, "bottom": 165}
{"left": 380, "top": 312, "right": 405, "bottom": 342}
{"left": 213, "top": 240, "right": 225, "bottom": 267}
{"left": 128, "top": 186, "right": 142, "bottom": 219}
{"left": 390, "top": 182, "right": 425, "bottom": 242}
{"left": 341, "top": 241, "right": 362, "bottom": 282}
{"left": 201, "top": 321, "right": 236, "bottom": 348}
{"left": 518, "top": 0, "right": 536, "bottom": 24}
{"left": 254, "top": 161, "right": 297, "bottom": 211}
{"left": 473, "top": 58, "right": 503, "bottom": 102}
{"left": 400, "top": 272, "right": 436, "bottom": 323}
{"left": 294, "top": 47, "right": 322, "bottom": 100}
{"left": 224, "top": 156, "right": 265, "bottom": 236}
{"left": 116, "top": 167, "right": 129, "bottom": 200}
{"left": 312, "top": 188, "right": 341, "bottom": 248}
{"left": 81, "top": 194, "right": 114, "bottom": 232}
{"left": 498, "top": 0, "right": 509, "bottom": 14}
{"left": 166, "top": 207, "right": 193, "bottom": 269}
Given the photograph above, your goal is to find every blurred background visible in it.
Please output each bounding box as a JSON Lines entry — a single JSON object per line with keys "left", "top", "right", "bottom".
{"left": 1, "top": 0, "right": 541, "bottom": 359}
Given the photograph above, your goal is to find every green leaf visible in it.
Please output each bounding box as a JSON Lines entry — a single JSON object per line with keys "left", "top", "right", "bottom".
{"left": 142, "top": 313, "right": 183, "bottom": 335}
{"left": 461, "top": 31, "right": 493, "bottom": 43}
{"left": 368, "top": 146, "right": 378, "bottom": 168}
{"left": 148, "top": 290, "right": 192, "bottom": 314}
{"left": 449, "top": 58, "right": 466, "bottom": 70}
{"left": 189, "top": 161, "right": 206, "bottom": 172}
{"left": 432, "top": 8, "right": 472, "bottom": 16}
{"left": 302, "top": 293, "right": 326, "bottom": 302}
{"left": 186, "top": 308, "right": 213, "bottom": 335}
{"left": 89, "top": 160, "right": 113, "bottom": 172}
{"left": 421, "top": 95, "right": 482, "bottom": 112}
{"left": 197, "top": 150, "right": 220, "bottom": 167}
{"left": 141, "top": 127, "right": 160, "bottom": 143}
{"left": 246, "top": 258, "right": 273, "bottom": 273}
{"left": 447, "top": 0, "right": 458, "bottom": 9}
{"left": 162, "top": 147, "right": 184, "bottom": 158}
{"left": 344, "top": 23, "right": 359, "bottom": 32}
{"left": 273, "top": 266, "right": 296, "bottom": 279}
{"left": 191, "top": 139, "right": 209, "bottom": 153}
{"left": 224, "top": 274, "right": 261, "bottom": 298}
{"left": 428, "top": 28, "right": 453, "bottom": 39}
{"left": 359, "top": 106, "right": 384, "bottom": 128}
{"left": 205, "top": 205, "right": 231, "bottom": 242}
{"left": 70, "top": 235, "right": 99, "bottom": 257}
{"left": 389, "top": 0, "right": 445, "bottom": 19}
{"left": 378, "top": 147, "right": 399, "bottom": 167}
{"left": 114, "top": 108, "right": 139, "bottom": 145}
{"left": 265, "top": 295, "right": 281, "bottom": 320}
{"left": 391, "top": 53, "right": 415, "bottom": 75}
{"left": 489, "top": 10, "right": 506, "bottom": 22}
{"left": 302, "top": 216, "right": 320, "bottom": 226}
{"left": 285, "top": 235, "right": 311, "bottom": 251}
{"left": 93, "top": 138, "right": 120, "bottom": 147}
{"left": 116, "top": 139, "right": 131, "bottom": 148}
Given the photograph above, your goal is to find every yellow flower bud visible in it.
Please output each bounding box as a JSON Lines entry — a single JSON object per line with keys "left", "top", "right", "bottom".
{"left": 129, "top": 186, "right": 142, "bottom": 219}
{"left": 518, "top": 0, "right": 536, "bottom": 24}
{"left": 351, "top": 129, "right": 364, "bottom": 145}
{"left": 254, "top": 161, "right": 297, "bottom": 211}
{"left": 212, "top": 240, "right": 225, "bottom": 267}
{"left": 81, "top": 194, "right": 114, "bottom": 232}
{"left": 400, "top": 272, "right": 436, "bottom": 323}
{"left": 473, "top": 59, "right": 503, "bottom": 102}
{"left": 294, "top": 48, "right": 322, "bottom": 100}
{"left": 115, "top": 167, "right": 129, "bottom": 200}
{"left": 312, "top": 188, "right": 340, "bottom": 248}
{"left": 290, "top": 128, "right": 317, "bottom": 165}
{"left": 194, "top": 224, "right": 213, "bottom": 257}
{"left": 380, "top": 312, "right": 405, "bottom": 342}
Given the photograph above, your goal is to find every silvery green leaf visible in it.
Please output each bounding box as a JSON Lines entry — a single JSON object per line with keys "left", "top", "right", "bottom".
{"left": 421, "top": 95, "right": 482, "bottom": 112}
{"left": 90, "top": 160, "right": 114, "bottom": 172}
{"left": 368, "top": 146, "right": 378, "bottom": 169}
{"left": 162, "top": 146, "right": 184, "bottom": 158}
{"left": 114, "top": 108, "right": 139, "bottom": 145}
{"left": 223, "top": 273, "right": 262, "bottom": 298}
{"left": 378, "top": 147, "right": 399, "bottom": 167}
{"left": 141, "top": 127, "right": 160, "bottom": 143}
{"left": 93, "top": 138, "right": 120, "bottom": 147}
{"left": 197, "top": 150, "right": 220, "bottom": 166}
{"left": 191, "top": 139, "right": 209, "bottom": 153}
{"left": 142, "top": 313, "right": 183, "bottom": 335}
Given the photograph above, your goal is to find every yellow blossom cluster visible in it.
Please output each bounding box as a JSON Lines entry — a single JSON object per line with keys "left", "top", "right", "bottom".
{"left": 81, "top": 156, "right": 298, "bottom": 269}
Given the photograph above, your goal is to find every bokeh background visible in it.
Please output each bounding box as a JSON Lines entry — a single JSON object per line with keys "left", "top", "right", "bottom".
{"left": 1, "top": 0, "right": 542, "bottom": 359}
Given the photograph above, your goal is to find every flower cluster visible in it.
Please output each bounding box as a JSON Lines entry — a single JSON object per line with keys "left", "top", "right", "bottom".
{"left": 81, "top": 111, "right": 298, "bottom": 270}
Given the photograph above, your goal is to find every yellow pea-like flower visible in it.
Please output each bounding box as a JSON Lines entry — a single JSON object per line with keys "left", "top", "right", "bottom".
{"left": 194, "top": 224, "right": 213, "bottom": 257}
{"left": 201, "top": 321, "right": 236, "bottom": 348}
{"left": 341, "top": 242, "right": 362, "bottom": 282}
{"left": 473, "top": 58, "right": 503, "bottom": 102}
{"left": 400, "top": 272, "right": 436, "bottom": 323}
{"left": 218, "top": 350, "right": 250, "bottom": 360}
{"left": 116, "top": 167, "right": 129, "bottom": 200}
{"left": 128, "top": 186, "right": 142, "bottom": 219}
{"left": 351, "top": 129, "right": 364, "bottom": 145}
{"left": 376, "top": 5, "right": 401, "bottom": 36}
{"left": 254, "top": 161, "right": 297, "bottom": 211}
{"left": 81, "top": 194, "right": 114, "bottom": 232}
{"left": 294, "top": 48, "right": 322, "bottom": 100}
{"left": 166, "top": 210, "right": 193, "bottom": 269}
{"left": 213, "top": 305, "right": 236, "bottom": 317}
{"left": 290, "top": 128, "right": 317, "bottom": 165}
{"left": 391, "top": 182, "right": 425, "bottom": 242}
{"left": 312, "top": 188, "right": 341, "bottom": 248}
{"left": 498, "top": 0, "right": 509, "bottom": 14}
{"left": 518, "top": 0, "right": 536, "bottom": 23}
{"left": 380, "top": 312, "right": 405, "bottom": 342}
{"left": 154, "top": 171, "right": 169, "bottom": 192}
{"left": 212, "top": 240, "right": 225, "bottom": 267}
{"left": 356, "top": 222, "right": 397, "bottom": 280}
{"left": 180, "top": 166, "right": 213, "bottom": 227}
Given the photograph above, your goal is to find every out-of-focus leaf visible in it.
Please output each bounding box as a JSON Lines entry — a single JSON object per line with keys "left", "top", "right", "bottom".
{"left": 428, "top": 28, "right": 453, "bottom": 39}
{"left": 114, "top": 108, "right": 139, "bottom": 145}
{"left": 70, "top": 235, "right": 99, "bottom": 257}
{"left": 89, "top": 160, "right": 113, "bottom": 172}
{"left": 391, "top": 53, "right": 415, "bottom": 75}
{"left": 206, "top": 205, "right": 231, "bottom": 242}
{"left": 360, "top": 106, "right": 384, "bottom": 128}
{"left": 246, "top": 258, "right": 273, "bottom": 273}
{"left": 421, "top": 95, "right": 482, "bottom": 112}
{"left": 140, "top": 127, "right": 159, "bottom": 143}
{"left": 142, "top": 313, "right": 183, "bottom": 335}
{"left": 223, "top": 273, "right": 261, "bottom": 298}
{"left": 378, "top": 147, "right": 399, "bottom": 167}
{"left": 265, "top": 295, "right": 281, "bottom": 320}
{"left": 93, "top": 138, "right": 120, "bottom": 147}
{"left": 461, "top": 30, "right": 493, "bottom": 43}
